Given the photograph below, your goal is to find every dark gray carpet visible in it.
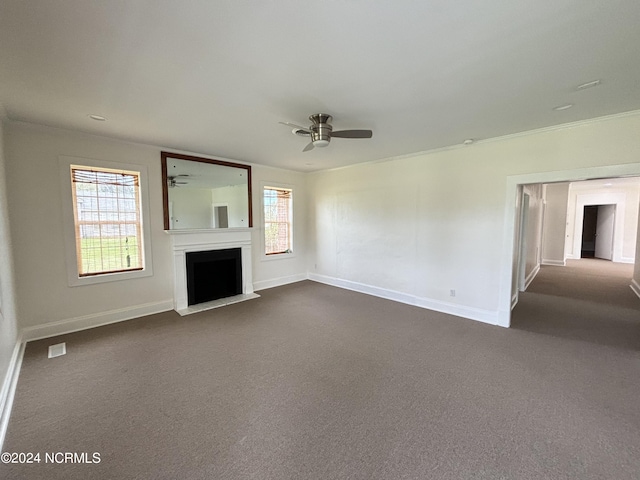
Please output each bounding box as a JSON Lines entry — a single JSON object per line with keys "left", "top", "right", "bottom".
{"left": 2, "top": 262, "right": 639, "bottom": 479}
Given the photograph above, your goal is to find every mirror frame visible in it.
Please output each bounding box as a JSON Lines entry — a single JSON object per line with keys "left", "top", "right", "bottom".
{"left": 161, "top": 151, "right": 253, "bottom": 230}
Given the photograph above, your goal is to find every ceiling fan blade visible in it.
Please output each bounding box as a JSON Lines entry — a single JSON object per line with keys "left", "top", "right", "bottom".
{"left": 302, "top": 142, "right": 315, "bottom": 152}
{"left": 280, "top": 121, "right": 311, "bottom": 133}
{"left": 331, "top": 129, "right": 373, "bottom": 139}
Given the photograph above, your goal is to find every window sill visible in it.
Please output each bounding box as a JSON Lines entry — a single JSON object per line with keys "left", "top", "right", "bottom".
{"left": 261, "top": 252, "right": 297, "bottom": 262}
{"left": 68, "top": 267, "right": 153, "bottom": 287}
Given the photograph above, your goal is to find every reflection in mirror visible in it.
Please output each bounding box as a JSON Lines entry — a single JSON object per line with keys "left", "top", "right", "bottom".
{"left": 161, "top": 152, "right": 252, "bottom": 230}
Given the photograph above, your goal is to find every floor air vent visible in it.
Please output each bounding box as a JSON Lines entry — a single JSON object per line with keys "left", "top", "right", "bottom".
{"left": 48, "top": 342, "right": 66, "bottom": 358}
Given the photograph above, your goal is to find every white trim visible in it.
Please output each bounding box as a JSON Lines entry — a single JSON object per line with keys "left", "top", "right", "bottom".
{"left": 542, "top": 259, "right": 566, "bottom": 266}
{"left": 20, "top": 300, "right": 173, "bottom": 342}
{"left": 169, "top": 229, "right": 254, "bottom": 313}
{"left": 260, "top": 182, "right": 295, "bottom": 259}
{"left": 523, "top": 264, "right": 541, "bottom": 291}
{"left": 312, "top": 110, "right": 640, "bottom": 174}
{"left": 631, "top": 279, "right": 640, "bottom": 300}
{"left": 0, "top": 338, "right": 25, "bottom": 451}
{"left": 261, "top": 252, "right": 298, "bottom": 262}
{"left": 499, "top": 162, "right": 640, "bottom": 329}
{"left": 308, "top": 273, "right": 500, "bottom": 327}
{"left": 571, "top": 194, "right": 625, "bottom": 263}
{"left": 165, "top": 227, "right": 252, "bottom": 235}
{"left": 619, "top": 257, "right": 636, "bottom": 264}
{"left": 58, "top": 155, "right": 154, "bottom": 286}
{"left": 176, "top": 293, "right": 260, "bottom": 316}
{"left": 253, "top": 273, "right": 308, "bottom": 291}
{"left": 511, "top": 293, "right": 519, "bottom": 310}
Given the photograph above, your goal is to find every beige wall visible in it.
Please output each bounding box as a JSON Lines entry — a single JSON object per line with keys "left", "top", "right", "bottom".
{"left": 3, "top": 112, "right": 640, "bottom": 337}
{"left": 0, "top": 118, "right": 19, "bottom": 409}
{"left": 542, "top": 183, "right": 570, "bottom": 265}
{"left": 634, "top": 215, "right": 640, "bottom": 297}
{"left": 308, "top": 112, "right": 640, "bottom": 325}
{"left": 522, "top": 184, "right": 544, "bottom": 286}
{"left": 4, "top": 121, "right": 308, "bottom": 334}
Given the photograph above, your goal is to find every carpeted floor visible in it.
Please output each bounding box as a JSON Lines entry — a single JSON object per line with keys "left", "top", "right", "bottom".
{"left": 1, "top": 260, "right": 639, "bottom": 479}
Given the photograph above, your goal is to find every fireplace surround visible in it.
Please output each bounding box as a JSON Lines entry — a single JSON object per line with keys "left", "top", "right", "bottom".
{"left": 168, "top": 228, "right": 258, "bottom": 315}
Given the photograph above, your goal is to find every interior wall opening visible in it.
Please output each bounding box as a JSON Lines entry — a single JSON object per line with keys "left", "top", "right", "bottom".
{"left": 502, "top": 164, "right": 640, "bottom": 328}
{"left": 510, "top": 176, "right": 639, "bottom": 322}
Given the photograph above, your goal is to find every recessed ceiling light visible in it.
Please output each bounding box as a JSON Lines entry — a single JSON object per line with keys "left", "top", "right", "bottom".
{"left": 88, "top": 114, "right": 107, "bottom": 121}
{"left": 576, "top": 79, "right": 601, "bottom": 91}
{"left": 553, "top": 104, "right": 573, "bottom": 111}
{"left": 604, "top": 183, "right": 613, "bottom": 187}
{"left": 463, "top": 139, "right": 474, "bottom": 145}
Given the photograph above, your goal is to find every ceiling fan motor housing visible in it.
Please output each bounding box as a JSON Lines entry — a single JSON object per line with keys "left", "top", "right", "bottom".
{"left": 310, "top": 114, "right": 332, "bottom": 147}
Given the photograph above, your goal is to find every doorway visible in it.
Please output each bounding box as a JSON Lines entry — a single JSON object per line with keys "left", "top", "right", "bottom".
{"left": 500, "top": 164, "right": 640, "bottom": 328}
{"left": 212, "top": 204, "right": 229, "bottom": 228}
{"left": 581, "top": 204, "right": 615, "bottom": 260}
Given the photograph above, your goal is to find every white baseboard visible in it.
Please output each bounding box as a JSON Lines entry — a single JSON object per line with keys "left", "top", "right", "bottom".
{"left": 511, "top": 292, "right": 519, "bottom": 310}
{"left": 620, "top": 257, "right": 636, "bottom": 265}
{"left": 21, "top": 300, "right": 174, "bottom": 343}
{"left": 523, "top": 264, "right": 540, "bottom": 291}
{"left": 413, "top": 296, "right": 499, "bottom": 326}
{"left": 631, "top": 279, "right": 640, "bottom": 300}
{"left": 0, "top": 338, "right": 25, "bottom": 451}
{"left": 308, "top": 273, "right": 499, "bottom": 326}
{"left": 541, "top": 259, "right": 566, "bottom": 266}
{"left": 253, "top": 273, "right": 309, "bottom": 292}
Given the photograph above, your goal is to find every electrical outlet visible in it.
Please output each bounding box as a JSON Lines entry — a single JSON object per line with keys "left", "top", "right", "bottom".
{"left": 450, "top": 289, "right": 456, "bottom": 297}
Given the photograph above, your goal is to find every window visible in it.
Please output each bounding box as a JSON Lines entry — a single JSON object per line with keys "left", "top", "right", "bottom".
{"left": 264, "top": 186, "right": 292, "bottom": 255}
{"left": 70, "top": 165, "right": 144, "bottom": 276}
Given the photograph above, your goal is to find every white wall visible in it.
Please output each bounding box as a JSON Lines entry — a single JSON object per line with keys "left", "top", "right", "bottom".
{"left": 169, "top": 187, "right": 214, "bottom": 229}
{"left": 633, "top": 213, "right": 640, "bottom": 298}
{"left": 0, "top": 118, "right": 20, "bottom": 415}
{"left": 251, "top": 167, "right": 308, "bottom": 291}
{"left": 565, "top": 179, "right": 640, "bottom": 263}
{"left": 3, "top": 113, "right": 640, "bottom": 338}
{"left": 210, "top": 184, "right": 249, "bottom": 228}
{"left": 308, "top": 112, "right": 640, "bottom": 325}
{"left": 541, "top": 182, "right": 570, "bottom": 265}
{"left": 4, "top": 121, "right": 308, "bottom": 338}
{"left": 522, "top": 184, "right": 544, "bottom": 287}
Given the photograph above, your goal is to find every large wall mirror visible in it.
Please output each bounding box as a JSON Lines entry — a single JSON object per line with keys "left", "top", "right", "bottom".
{"left": 161, "top": 152, "right": 252, "bottom": 230}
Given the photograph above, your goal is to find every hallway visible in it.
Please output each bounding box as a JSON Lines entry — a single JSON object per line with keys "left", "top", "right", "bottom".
{"left": 511, "top": 259, "right": 640, "bottom": 349}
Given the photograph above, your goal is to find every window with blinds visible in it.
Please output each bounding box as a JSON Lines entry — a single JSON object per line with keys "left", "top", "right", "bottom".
{"left": 70, "top": 166, "right": 144, "bottom": 276}
{"left": 264, "top": 187, "right": 293, "bottom": 255}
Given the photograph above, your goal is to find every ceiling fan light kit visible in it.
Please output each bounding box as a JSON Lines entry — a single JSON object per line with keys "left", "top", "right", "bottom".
{"left": 281, "top": 113, "right": 373, "bottom": 152}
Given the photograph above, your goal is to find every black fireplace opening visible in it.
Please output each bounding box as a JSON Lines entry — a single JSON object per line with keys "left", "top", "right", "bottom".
{"left": 186, "top": 248, "right": 242, "bottom": 306}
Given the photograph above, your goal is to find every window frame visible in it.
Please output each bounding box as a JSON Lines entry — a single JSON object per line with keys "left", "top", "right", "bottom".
{"left": 60, "top": 156, "right": 154, "bottom": 286}
{"left": 262, "top": 183, "right": 295, "bottom": 260}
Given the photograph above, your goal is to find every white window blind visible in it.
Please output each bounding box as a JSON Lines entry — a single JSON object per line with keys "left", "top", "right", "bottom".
{"left": 71, "top": 166, "right": 144, "bottom": 276}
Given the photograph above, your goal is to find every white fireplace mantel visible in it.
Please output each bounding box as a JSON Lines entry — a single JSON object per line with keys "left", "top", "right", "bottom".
{"left": 167, "top": 228, "right": 256, "bottom": 315}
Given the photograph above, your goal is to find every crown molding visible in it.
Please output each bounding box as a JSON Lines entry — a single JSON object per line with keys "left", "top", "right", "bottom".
{"left": 314, "top": 109, "right": 640, "bottom": 174}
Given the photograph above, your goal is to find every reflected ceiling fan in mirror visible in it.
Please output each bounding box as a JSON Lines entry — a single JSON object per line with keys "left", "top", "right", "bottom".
{"left": 167, "top": 175, "right": 189, "bottom": 188}
{"left": 280, "top": 113, "right": 373, "bottom": 152}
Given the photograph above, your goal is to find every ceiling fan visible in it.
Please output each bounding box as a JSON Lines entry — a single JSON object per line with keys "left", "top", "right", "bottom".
{"left": 168, "top": 175, "right": 189, "bottom": 188}
{"left": 280, "top": 113, "right": 373, "bottom": 152}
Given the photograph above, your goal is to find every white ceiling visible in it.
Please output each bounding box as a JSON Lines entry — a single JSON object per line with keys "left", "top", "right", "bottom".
{"left": 1, "top": 0, "right": 639, "bottom": 172}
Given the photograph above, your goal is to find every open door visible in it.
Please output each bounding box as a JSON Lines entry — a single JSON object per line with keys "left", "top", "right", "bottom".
{"left": 595, "top": 204, "right": 615, "bottom": 260}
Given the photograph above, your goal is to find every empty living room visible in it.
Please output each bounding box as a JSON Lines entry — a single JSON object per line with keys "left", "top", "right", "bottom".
{"left": 1, "top": 1, "right": 640, "bottom": 479}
